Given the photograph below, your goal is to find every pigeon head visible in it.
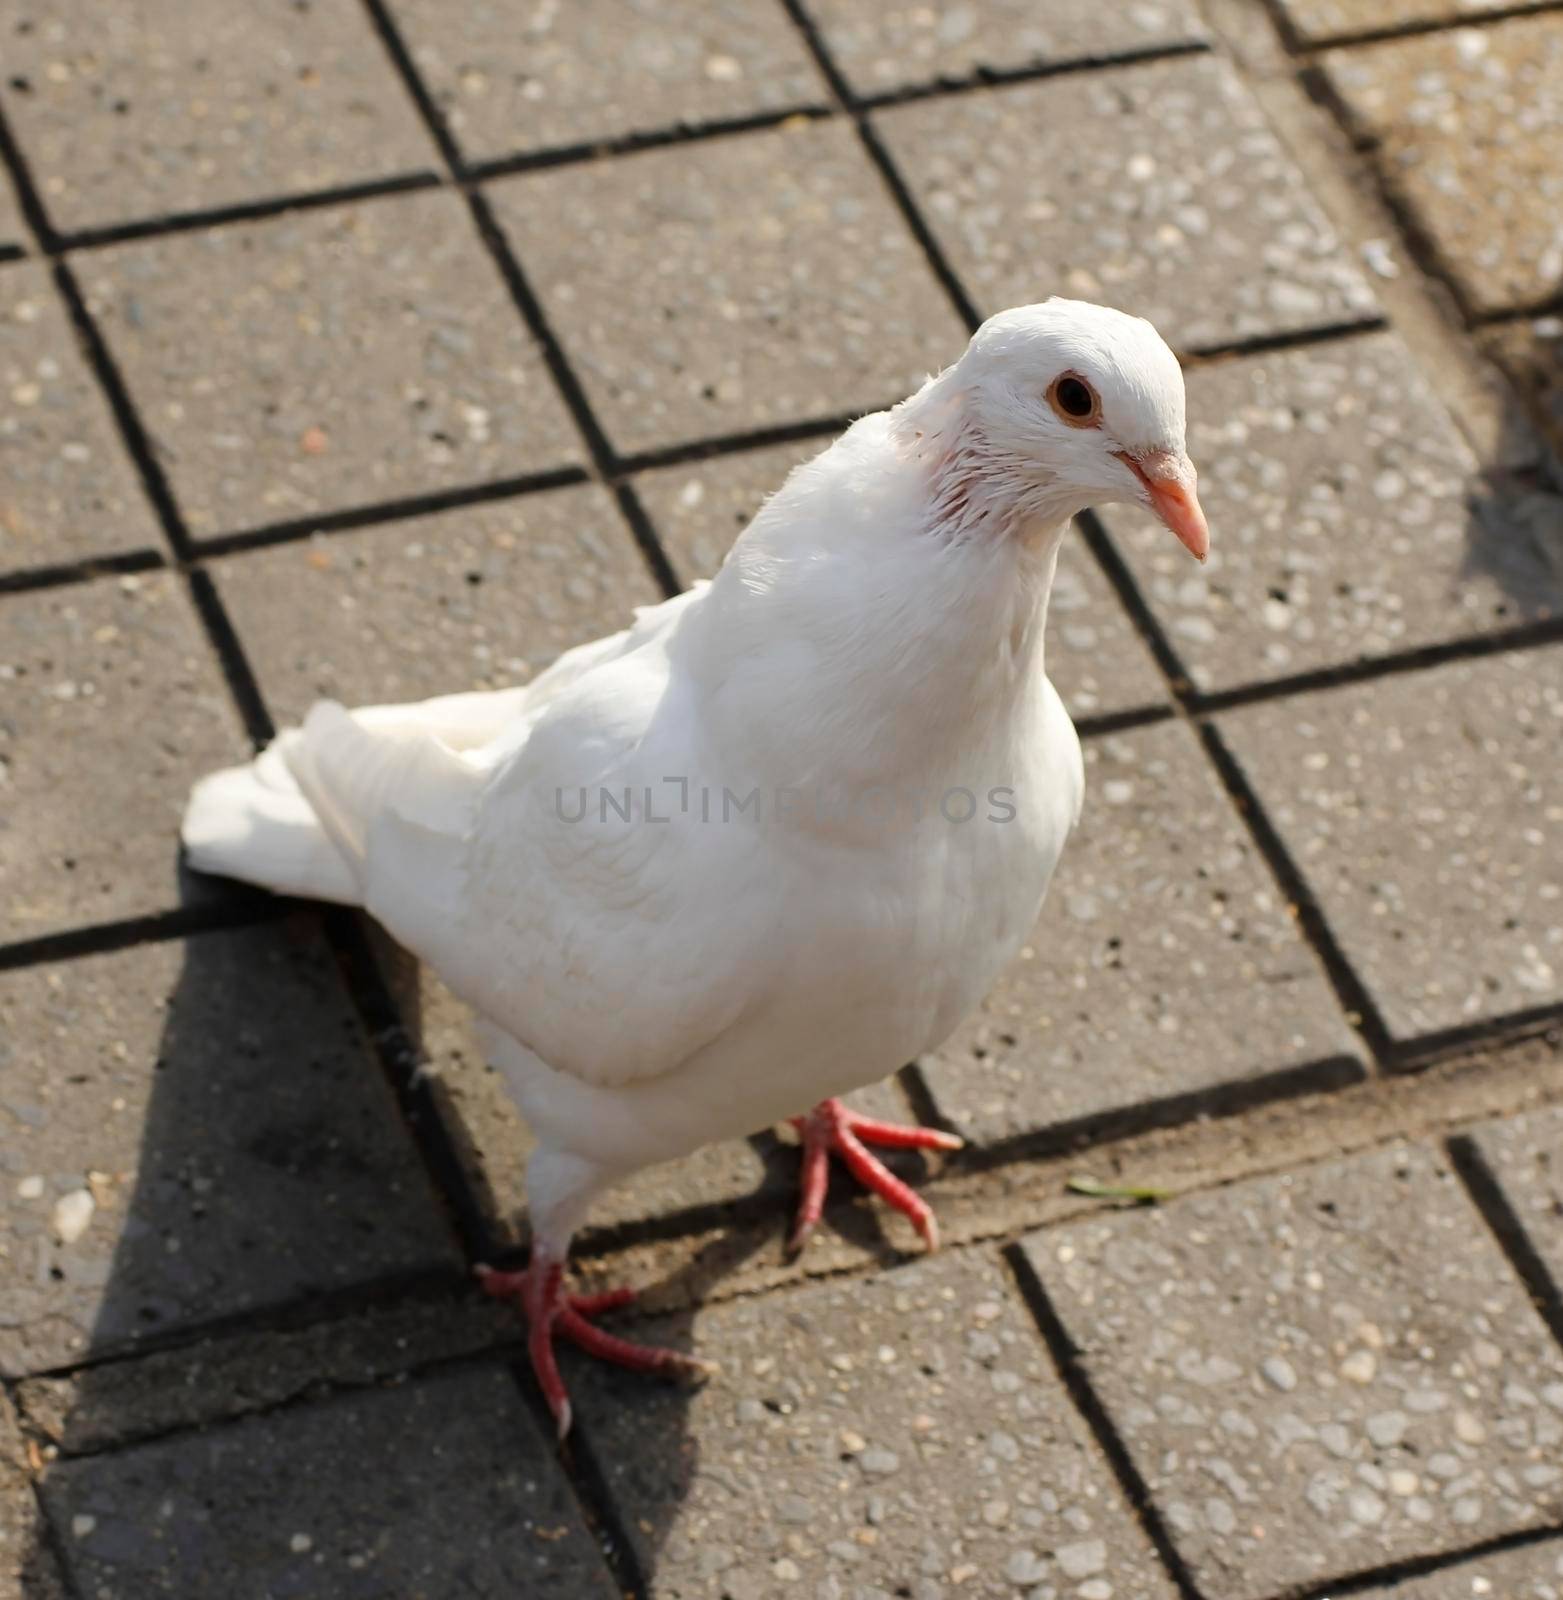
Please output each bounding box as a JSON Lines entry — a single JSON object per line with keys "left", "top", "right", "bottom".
{"left": 951, "top": 298, "right": 1208, "bottom": 560}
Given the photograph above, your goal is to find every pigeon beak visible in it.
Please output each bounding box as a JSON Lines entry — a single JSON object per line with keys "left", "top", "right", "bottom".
{"left": 1115, "top": 449, "right": 1210, "bottom": 563}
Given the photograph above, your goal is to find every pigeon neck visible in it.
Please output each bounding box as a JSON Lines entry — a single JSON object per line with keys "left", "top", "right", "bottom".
{"left": 892, "top": 369, "right": 1079, "bottom": 553}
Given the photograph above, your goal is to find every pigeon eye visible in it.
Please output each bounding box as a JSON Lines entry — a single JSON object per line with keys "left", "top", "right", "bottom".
{"left": 1047, "top": 374, "right": 1100, "bottom": 427}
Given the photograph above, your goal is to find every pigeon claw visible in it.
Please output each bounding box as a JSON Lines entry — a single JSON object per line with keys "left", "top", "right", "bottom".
{"left": 786, "top": 1098, "right": 963, "bottom": 1256}
{"left": 476, "top": 1261, "right": 710, "bottom": 1440}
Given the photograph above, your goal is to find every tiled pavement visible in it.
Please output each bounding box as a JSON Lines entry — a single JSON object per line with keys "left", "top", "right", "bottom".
{"left": 1, "top": 2, "right": 1562, "bottom": 1598}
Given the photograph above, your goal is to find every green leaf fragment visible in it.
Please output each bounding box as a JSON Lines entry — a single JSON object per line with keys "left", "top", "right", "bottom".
{"left": 1066, "top": 1174, "right": 1169, "bottom": 1204}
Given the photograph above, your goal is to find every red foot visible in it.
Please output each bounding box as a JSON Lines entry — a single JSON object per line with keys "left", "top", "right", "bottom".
{"left": 477, "top": 1257, "right": 712, "bottom": 1439}
{"left": 787, "top": 1098, "right": 963, "bottom": 1255}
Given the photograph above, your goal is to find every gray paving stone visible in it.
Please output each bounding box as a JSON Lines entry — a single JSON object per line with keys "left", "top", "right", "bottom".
{"left": 636, "top": 441, "right": 1169, "bottom": 720}
{"left": 37, "top": 1365, "right": 616, "bottom": 1599}
{"left": 1469, "top": 1104, "right": 1563, "bottom": 1295}
{"left": 877, "top": 54, "right": 1379, "bottom": 353}
{"left": 574, "top": 1245, "right": 1178, "bottom": 1599}
{"left": 79, "top": 192, "right": 581, "bottom": 538}
{"left": 0, "top": 0, "right": 439, "bottom": 234}
{"left": 212, "top": 486, "right": 659, "bottom": 726}
{"left": 811, "top": 0, "right": 1207, "bottom": 96}
{"left": 383, "top": 940, "right": 921, "bottom": 1254}
{"left": 0, "top": 925, "right": 459, "bottom": 1376}
{"left": 1, "top": 262, "right": 163, "bottom": 578}
{"left": 394, "top": 0, "right": 827, "bottom": 162}
{"left": 1218, "top": 650, "right": 1563, "bottom": 1039}
{"left": 1031, "top": 1143, "right": 1563, "bottom": 1600}
{"left": 0, "top": 572, "right": 248, "bottom": 945}
{"left": 1, "top": 1391, "right": 66, "bottom": 1600}
{"left": 920, "top": 717, "right": 1361, "bottom": 1145}
{"left": 1276, "top": 0, "right": 1552, "bottom": 45}
{"left": 490, "top": 121, "right": 969, "bottom": 456}
{"left": 1098, "top": 334, "right": 1562, "bottom": 694}
{"left": 1358, "top": 1535, "right": 1563, "bottom": 1597}
{"left": 1322, "top": 16, "right": 1563, "bottom": 317}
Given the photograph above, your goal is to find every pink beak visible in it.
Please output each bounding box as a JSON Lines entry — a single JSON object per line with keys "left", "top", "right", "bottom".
{"left": 1114, "top": 449, "right": 1210, "bottom": 562}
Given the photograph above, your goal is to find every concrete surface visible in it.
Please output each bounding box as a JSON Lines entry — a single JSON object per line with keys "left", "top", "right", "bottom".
{"left": 1, "top": 1, "right": 1560, "bottom": 1597}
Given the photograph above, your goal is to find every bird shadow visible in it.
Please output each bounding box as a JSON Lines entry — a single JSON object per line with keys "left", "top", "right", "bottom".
{"left": 14, "top": 864, "right": 933, "bottom": 1598}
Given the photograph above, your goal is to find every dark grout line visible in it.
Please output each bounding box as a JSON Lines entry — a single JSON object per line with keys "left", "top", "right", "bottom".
{"left": 523, "top": 1379, "right": 652, "bottom": 1600}
{"left": 358, "top": 0, "right": 466, "bottom": 171}
{"left": 614, "top": 410, "right": 862, "bottom": 475}
{"left": 192, "top": 465, "right": 592, "bottom": 560}
{"left": 47, "top": 261, "right": 192, "bottom": 553}
{"left": 857, "top": 36, "right": 1212, "bottom": 109}
{"left": 1075, "top": 508, "right": 1396, "bottom": 1061}
{"left": 1180, "top": 314, "right": 1389, "bottom": 366}
{"left": 1392, "top": 1004, "right": 1563, "bottom": 1075}
{"left": 462, "top": 189, "right": 624, "bottom": 468}
{"left": 53, "top": 172, "right": 444, "bottom": 254}
{"left": 324, "top": 911, "right": 497, "bottom": 1263}
{"left": 1473, "top": 291, "right": 1563, "bottom": 328}
{"left": 1277, "top": 0, "right": 1563, "bottom": 54}
{"left": 185, "top": 567, "right": 276, "bottom": 747}
{"left": 1074, "top": 702, "right": 1177, "bottom": 740}
{"left": 1005, "top": 1245, "right": 1205, "bottom": 1600}
{"left": 1197, "top": 721, "right": 1395, "bottom": 1057}
{"left": 952, "top": 1054, "right": 1368, "bottom": 1175}
{"left": 469, "top": 105, "right": 836, "bottom": 183}
{"left": 1449, "top": 1132, "right": 1563, "bottom": 1352}
{"left": 779, "top": 0, "right": 985, "bottom": 333}
{"left": 1281, "top": 1520, "right": 1563, "bottom": 1600}
{"left": 0, "top": 896, "right": 290, "bottom": 974}
{"left": 0, "top": 103, "right": 60, "bottom": 251}
{"left": 1075, "top": 510, "right": 1197, "bottom": 689}
{"left": 613, "top": 480, "right": 684, "bottom": 599}
{"left": 0, "top": 547, "right": 165, "bottom": 596}
{"left": 1190, "top": 614, "right": 1563, "bottom": 717}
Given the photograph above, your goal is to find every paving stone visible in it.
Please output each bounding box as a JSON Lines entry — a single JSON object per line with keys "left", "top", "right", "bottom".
{"left": 1358, "top": 1535, "right": 1563, "bottom": 1597}
{"left": 1, "top": 262, "right": 163, "bottom": 578}
{"left": 636, "top": 441, "right": 1170, "bottom": 719}
{"left": 1032, "top": 1143, "right": 1563, "bottom": 1600}
{"left": 574, "top": 1245, "right": 1178, "bottom": 1599}
{"left": 394, "top": 0, "right": 827, "bottom": 163}
{"left": 1098, "top": 334, "right": 1562, "bottom": 693}
{"left": 212, "top": 486, "right": 659, "bottom": 726}
{"left": 1, "top": 1391, "right": 66, "bottom": 1600}
{"left": 490, "top": 121, "right": 968, "bottom": 456}
{"left": 1322, "top": 17, "right": 1563, "bottom": 317}
{"left": 1218, "top": 649, "right": 1563, "bottom": 1039}
{"left": 37, "top": 1366, "right": 616, "bottom": 1599}
{"left": 920, "top": 717, "right": 1361, "bottom": 1145}
{"left": 1487, "top": 315, "right": 1563, "bottom": 468}
{"left": 877, "top": 54, "right": 1379, "bottom": 353}
{"left": 78, "top": 192, "right": 581, "bottom": 538}
{"left": 381, "top": 939, "right": 922, "bottom": 1254}
{"left": 0, "top": 0, "right": 439, "bottom": 234}
{"left": 811, "top": 0, "right": 1207, "bottom": 97}
{"left": 1469, "top": 1104, "right": 1563, "bottom": 1295}
{"left": 0, "top": 572, "right": 248, "bottom": 944}
{"left": 0, "top": 924, "right": 459, "bottom": 1376}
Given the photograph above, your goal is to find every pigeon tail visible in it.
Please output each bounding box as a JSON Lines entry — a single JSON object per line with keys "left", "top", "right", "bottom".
{"left": 180, "top": 733, "right": 362, "bottom": 904}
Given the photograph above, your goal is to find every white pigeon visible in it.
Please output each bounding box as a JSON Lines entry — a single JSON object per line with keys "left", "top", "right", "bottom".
{"left": 182, "top": 299, "right": 1207, "bottom": 1436}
